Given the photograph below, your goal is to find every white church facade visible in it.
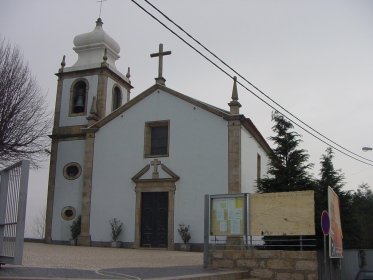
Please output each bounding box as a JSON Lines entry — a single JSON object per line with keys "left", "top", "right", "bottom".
{"left": 45, "top": 18, "right": 271, "bottom": 249}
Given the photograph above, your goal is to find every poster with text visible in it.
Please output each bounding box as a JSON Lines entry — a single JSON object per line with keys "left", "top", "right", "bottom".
{"left": 328, "top": 187, "right": 343, "bottom": 258}
{"left": 210, "top": 195, "right": 244, "bottom": 236}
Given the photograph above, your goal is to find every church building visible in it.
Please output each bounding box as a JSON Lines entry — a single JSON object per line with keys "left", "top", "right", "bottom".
{"left": 45, "top": 18, "right": 271, "bottom": 249}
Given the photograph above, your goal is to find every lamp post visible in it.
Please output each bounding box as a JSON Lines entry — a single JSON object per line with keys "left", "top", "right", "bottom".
{"left": 362, "top": 147, "right": 373, "bottom": 152}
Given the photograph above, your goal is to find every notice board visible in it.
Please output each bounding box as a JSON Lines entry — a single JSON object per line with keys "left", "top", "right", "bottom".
{"left": 249, "top": 190, "right": 315, "bottom": 236}
{"left": 210, "top": 195, "right": 245, "bottom": 236}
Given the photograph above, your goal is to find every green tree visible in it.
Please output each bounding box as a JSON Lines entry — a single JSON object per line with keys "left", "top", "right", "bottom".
{"left": 350, "top": 184, "right": 373, "bottom": 248}
{"left": 315, "top": 148, "right": 345, "bottom": 229}
{"left": 318, "top": 148, "right": 344, "bottom": 194}
{"left": 257, "top": 111, "right": 314, "bottom": 193}
{"left": 314, "top": 148, "right": 359, "bottom": 248}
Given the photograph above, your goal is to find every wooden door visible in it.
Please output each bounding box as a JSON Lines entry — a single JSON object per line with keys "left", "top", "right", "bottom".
{"left": 140, "top": 192, "right": 168, "bottom": 248}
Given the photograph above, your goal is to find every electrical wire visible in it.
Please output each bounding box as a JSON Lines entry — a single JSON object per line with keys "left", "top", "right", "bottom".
{"left": 130, "top": 0, "right": 373, "bottom": 167}
{"left": 142, "top": 0, "right": 373, "bottom": 165}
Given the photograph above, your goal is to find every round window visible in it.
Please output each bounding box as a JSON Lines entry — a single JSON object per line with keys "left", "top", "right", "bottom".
{"left": 63, "top": 162, "right": 81, "bottom": 180}
{"left": 61, "top": 206, "right": 76, "bottom": 221}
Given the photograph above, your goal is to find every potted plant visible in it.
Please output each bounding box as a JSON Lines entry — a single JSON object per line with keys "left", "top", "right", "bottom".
{"left": 178, "top": 223, "right": 191, "bottom": 251}
{"left": 109, "top": 218, "right": 123, "bottom": 247}
{"left": 70, "top": 215, "right": 81, "bottom": 245}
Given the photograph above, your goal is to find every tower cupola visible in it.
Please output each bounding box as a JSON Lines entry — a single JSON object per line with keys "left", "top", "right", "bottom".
{"left": 72, "top": 18, "right": 120, "bottom": 68}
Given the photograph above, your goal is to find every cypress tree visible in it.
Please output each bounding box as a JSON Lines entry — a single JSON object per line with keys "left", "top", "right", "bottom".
{"left": 257, "top": 111, "right": 314, "bottom": 193}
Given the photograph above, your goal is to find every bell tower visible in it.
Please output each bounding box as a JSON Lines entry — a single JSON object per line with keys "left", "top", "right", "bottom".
{"left": 45, "top": 18, "right": 132, "bottom": 244}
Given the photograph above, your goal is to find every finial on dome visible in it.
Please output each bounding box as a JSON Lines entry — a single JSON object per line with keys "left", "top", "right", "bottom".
{"left": 103, "top": 48, "right": 108, "bottom": 62}
{"left": 228, "top": 76, "right": 241, "bottom": 114}
{"left": 126, "top": 67, "right": 131, "bottom": 83}
{"left": 96, "top": 18, "right": 103, "bottom": 27}
{"left": 58, "top": 55, "right": 66, "bottom": 73}
{"left": 231, "top": 76, "right": 238, "bottom": 101}
{"left": 61, "top": 55, "right": 66, "bottom": 68}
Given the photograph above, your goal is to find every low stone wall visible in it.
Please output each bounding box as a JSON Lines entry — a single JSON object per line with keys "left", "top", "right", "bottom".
{"left": 209, "top": 249, "right": 318, "bottom": 280}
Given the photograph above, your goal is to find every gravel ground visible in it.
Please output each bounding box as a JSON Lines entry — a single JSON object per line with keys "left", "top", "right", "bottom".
{"left": 20, "top": 242, "right": 203, "bottom": 271}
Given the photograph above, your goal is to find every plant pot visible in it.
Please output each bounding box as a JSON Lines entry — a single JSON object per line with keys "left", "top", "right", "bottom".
{"left": 180, "top": 243, "right": 191, "bottom": 251}
{"left": 111, "top": 241, "right": 121, "bottom": 248}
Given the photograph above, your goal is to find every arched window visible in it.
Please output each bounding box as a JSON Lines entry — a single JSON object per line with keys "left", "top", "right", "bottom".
{"left": 71, "top": 80, "right": 87, "bottom": 114}
{"left": 112, "top": 86, "right": 122, "bottom": 111}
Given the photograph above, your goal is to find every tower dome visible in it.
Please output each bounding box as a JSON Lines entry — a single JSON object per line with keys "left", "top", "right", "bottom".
{"left": 72, "top": 18, "right": 120, "bottom": 68}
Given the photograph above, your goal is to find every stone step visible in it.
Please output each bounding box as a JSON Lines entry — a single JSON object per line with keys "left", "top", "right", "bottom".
{"left": 151, "top": 270, "right": 249, "bottom": 280}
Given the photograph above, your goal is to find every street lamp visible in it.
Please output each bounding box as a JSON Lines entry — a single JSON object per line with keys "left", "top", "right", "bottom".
{"left": 362, "top": 147, "right": 373, "bottom": 152}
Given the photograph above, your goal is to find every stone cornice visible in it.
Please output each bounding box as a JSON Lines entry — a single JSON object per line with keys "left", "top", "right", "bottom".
{"left": 131, "top": 162, "right": 180, "bottom": 183}
{"left": 224, "top": 114, "right": 246, "bottom": 122}
{"left": 90, "top": 84, "right": 231, "bottom": 129}
{"left": 55, "top": 65, "right": 133, "bottom": 89}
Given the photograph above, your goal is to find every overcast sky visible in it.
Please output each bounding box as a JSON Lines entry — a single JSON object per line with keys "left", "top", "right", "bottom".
{"left": 1, "top": 0, "right": 373, "bottom": 237}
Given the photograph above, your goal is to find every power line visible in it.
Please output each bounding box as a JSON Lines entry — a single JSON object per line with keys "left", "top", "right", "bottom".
{"left": 142, "top": 0, "right": 373, "bottom": 165}
{"left": 130, "top": 0, "right": 373, "bottom": 167}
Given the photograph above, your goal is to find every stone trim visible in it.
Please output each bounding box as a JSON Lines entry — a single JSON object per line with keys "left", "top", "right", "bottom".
{"left": 77, "top": 131, "right": 96, "bottom": 246}
{"left": 96, "top": 73, "right": 108, "bottom": 118}
{"left": 90, "top": 84, "right": 231, "bottom": 129}
{"left": 61, "top": 206, "right": 76, "bottom": 221}
{"left": 133, "top": 180, "right": 176, "bottom": 250}
{"left": 56, "top": 66, "right": 133, "bottom": 90}
{"left": 143, "top": 120, "right": 170, "bottom": 158}
{"left": 53, "top": 77, "right": 64, "bottom": 128}
{"left": 63, "top": 162, "right": 82, "bottom": 180}
{"left": 45, "top": 139, "right": 59, "bottom": 243}
{"left": 132, "top": 163, "right": 180, "bottom": 183}
{"left": 52, "top": 125, "right": 86, "bottom": 138}
{"left": 228, "top": 119, "right": 241, "bottom": 194}
{"left": 88, "top": 84, "right": 270, "bottom": 156}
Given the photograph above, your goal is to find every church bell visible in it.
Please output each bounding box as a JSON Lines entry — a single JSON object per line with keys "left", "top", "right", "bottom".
{"left": 74, "top": 91, "right": 85, "bottom": 113}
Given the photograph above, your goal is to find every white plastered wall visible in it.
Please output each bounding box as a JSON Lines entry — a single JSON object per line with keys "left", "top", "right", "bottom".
{"left": 240, "top": 127, "right": 269, "bottom": 194}
{"left": 90, "top": 89, "right": 229, "bottom": 244}
{"left": 59, "top": 75, "right": 98, "bottom": 127}
{"left": 52, "top": 140, "right": 85, "bottom": 241}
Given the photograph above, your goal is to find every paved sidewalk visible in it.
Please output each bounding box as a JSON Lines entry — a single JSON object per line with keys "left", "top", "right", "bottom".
{"left": 0, "top": 242, "right": 247, "bottom": 280}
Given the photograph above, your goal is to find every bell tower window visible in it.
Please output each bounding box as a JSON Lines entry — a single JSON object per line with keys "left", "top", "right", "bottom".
{"left": 70, "top": 80, "right": 88, "bottom": 115}
{"left": 112, "top": 86, "right": 122, "bottom": 111}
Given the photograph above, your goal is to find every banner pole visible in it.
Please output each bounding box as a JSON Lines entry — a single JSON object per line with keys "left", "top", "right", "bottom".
{"left": 324, "top": 235, "right": 327, "bottom": 280}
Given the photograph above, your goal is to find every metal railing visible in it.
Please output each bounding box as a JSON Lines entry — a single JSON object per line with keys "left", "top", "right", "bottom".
{"left": 0, "top": 160, "right": 30, "bottom": 265}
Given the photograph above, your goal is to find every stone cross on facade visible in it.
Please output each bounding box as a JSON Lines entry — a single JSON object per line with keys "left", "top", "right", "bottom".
{"left": 150, "top": 43, "right": 171, "bottom": 86}
{"left": 151, "top": 159, "right": 161, "bottom": 179}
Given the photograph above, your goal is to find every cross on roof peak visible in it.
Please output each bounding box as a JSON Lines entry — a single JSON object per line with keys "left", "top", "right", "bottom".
{"left": 97, "top": 0, "right": 107, "bottom": 18}
{"left": 150, "top": 43, "right": 171, "bottom": 86}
